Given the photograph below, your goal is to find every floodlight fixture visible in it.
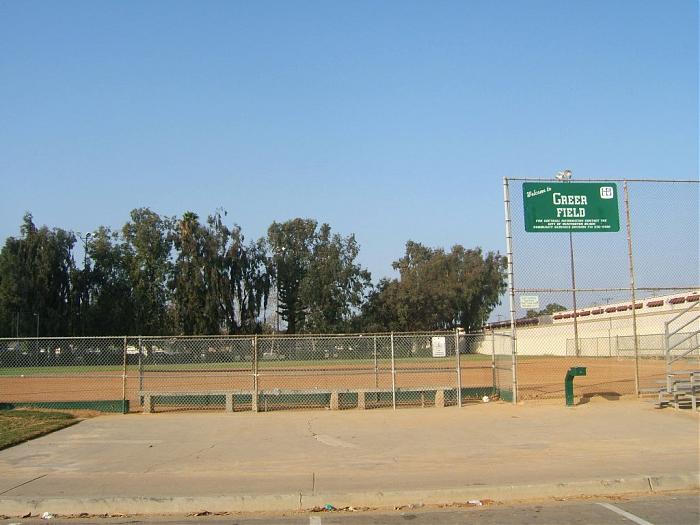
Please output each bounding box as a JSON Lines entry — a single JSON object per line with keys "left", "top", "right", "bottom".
{"left": 555, "top": 169, "right": 573, "bottom": 181}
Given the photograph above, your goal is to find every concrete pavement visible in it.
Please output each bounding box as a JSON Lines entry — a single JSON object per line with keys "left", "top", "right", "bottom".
{"left": 0, "top": 400, "right": 698, "bottom": 515}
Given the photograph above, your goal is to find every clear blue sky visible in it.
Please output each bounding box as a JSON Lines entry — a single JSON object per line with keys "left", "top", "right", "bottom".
{"left": 1, "top": 1, "right": 697, "bottom": 310}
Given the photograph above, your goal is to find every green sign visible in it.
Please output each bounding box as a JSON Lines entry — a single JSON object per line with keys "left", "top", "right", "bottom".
{"left": 523, "top": 182, "right": 620, "bottom": 232}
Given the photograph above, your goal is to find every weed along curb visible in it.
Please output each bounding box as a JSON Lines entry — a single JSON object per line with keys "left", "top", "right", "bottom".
{"left": 565, "top": 367, "right": 587, "bottom": 406}
{"left": 1, "top": 474, "right": 697, "bottom": 516}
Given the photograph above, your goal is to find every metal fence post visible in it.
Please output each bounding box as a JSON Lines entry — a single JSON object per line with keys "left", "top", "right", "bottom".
{"left": 138, "top": 336, "right": 143, "bottom": 402}
{"left": 624, "top": 181, "right": 641, "bottom": 396}
{"left": 664, "top": 321, "right": 670, "bottom": 391}
{"left": 491, "top": 330, "right": 496, "bottom": 395}
{"left": 455, "top": 329, "right": 462, "bottom": 407}
{"left": 503, "top": 177, "right": 519, "bottom": 404}
{"left": 122, "top": 336, "right": 128, "bottom": 414}
{"left": 253, "top": 335, "right": 259, "bottom": 412}
{"left": 373, "top": 335, "right": 378, "bottom": 390}
{"left": 568, "top": 230, "right": 581, "bottom": 357}
{"left": 390, "top": 332, "right": 396, "bottom": 410}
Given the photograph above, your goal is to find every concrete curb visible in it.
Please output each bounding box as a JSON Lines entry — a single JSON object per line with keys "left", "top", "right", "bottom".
{"left": 1, "top": 473, "right": 698, "bottom": 516}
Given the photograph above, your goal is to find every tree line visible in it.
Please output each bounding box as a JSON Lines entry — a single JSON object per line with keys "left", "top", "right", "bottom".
{"left": 0, "top": 210, "right": 506, "bottom": 337}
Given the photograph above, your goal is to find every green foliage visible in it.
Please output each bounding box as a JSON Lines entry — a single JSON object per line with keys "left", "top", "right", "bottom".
{"left": 267, "top": 219, "right": 318, "bottom": 333}
{"left": 301, "top": 224, "right": 371, "bottom": 333}
{"left": 360, "top": 241, "right": 507, "bottom": 332}
{"left": 82, "top": 227, "right": 134, "bottom": 335}
{"left": 525, "top": 303, "right": 567, "bottom": 318}
{"left": 0, "top": 213, "right": 76, "bottom": 337}
{"left": 235, "top": 237, "right": 273, "bottom": 333}
{"left": 202, "top": 211, "right": 242, "bottom": 333}
{"left": 268, "top": 219, "right": 371, "bottom": 333}
{"left": 0, "top": 212, "right": 505, "bottom": 337}
{"left": 170, "top": 210, "right": 272, "bottom": 335}
{"left": 171, "top": 212, "right": 210, "bottom": 334}
{"left": 122, "top": 208, "right": 175, "bottom": 335}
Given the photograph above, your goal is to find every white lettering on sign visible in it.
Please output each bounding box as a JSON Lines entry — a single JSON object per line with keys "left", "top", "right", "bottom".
{"left": 556, "top": 208, "right": 586, "bottom": 217}
{"left": 553, "top": 193, "right": 587, "bottom": 218}
{"left": 552, "top": 193, "right": 588, "bottom": 205}
{"left": 526, "top": 187, "right": 551, "bottom": 198}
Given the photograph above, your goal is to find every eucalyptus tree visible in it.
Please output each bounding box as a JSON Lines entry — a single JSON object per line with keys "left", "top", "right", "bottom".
{"left": 235, "top": 237, "right": 273, "bottom": 332}
{"left": 203, "top": 211, "right": 242, "bottom": 334}
{"left": 122, "top": 208, "right": 175, "bottom": 335}
{"left": 84, "top": 226, "right": 135, "bottom": 335}
{"left": 0, "top": 229, "right": 26, "bottom": 337}
{"left": 301, "top": 224, "right": 371, "bottom": 333}
{"left": 268, "top": 219, "right": 371, "bottom": 333}
{"left": 0, "top": 213, "right": 75, "bottom": 336}
{"left": 171, "top": 210, "right": 274, "bottom": 335}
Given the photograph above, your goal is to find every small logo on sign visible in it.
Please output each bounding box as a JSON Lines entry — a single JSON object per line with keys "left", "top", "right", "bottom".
{"left": 600, "top": 186, "right": 614, "bottom": 199}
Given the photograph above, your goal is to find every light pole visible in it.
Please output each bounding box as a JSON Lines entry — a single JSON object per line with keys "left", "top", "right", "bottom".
{"left": 275, "top": 287, "right": 280, "bottom": 332}
{"left": 275, "top": 247, "right": 286, "bottom": 332}
{"left": 77, "top": 232, "right": 92, "bottom": 268}
{"left": 557, "top": 169, "right": 580, "bottom": 357}
{"left": 33, "top": 313, "right": 39, "bottom": 338}
{"left": 77, "top": 232, "right": 92, "bottom": 336}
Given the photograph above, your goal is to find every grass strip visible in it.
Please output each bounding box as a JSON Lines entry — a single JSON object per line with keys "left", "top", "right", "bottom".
{"left": 0, "top": 409, "right": 78, "bottom": 450}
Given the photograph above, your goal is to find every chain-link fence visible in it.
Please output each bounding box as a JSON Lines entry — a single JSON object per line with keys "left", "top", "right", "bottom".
{"left": 0, "top": 337, "right": 130, "bottom": 412}
{"left": 502, "top": 178, "right": 700, "bottom": 402}
{"left": 0, "top": 331, "right": 504, "bottom": 413}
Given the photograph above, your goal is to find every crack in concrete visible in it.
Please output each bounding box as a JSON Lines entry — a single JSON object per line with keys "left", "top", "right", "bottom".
{"left": 307, "top": 419, "right": 357, "bottom": 448}
{"left": 306, "top": 418, "right": 317, "bottom": 438}
{"left": 142, "top": 443, "right": 217, "bottom": 474}
{"left": 0, "top": 473, "right": 49, "bottom": 495}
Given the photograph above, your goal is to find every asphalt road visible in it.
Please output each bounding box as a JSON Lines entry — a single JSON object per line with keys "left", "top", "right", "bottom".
{"left": 2, "top": 493, "right": 698, "bottom": 525}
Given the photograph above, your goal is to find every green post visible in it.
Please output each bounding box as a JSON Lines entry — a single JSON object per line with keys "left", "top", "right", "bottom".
{"left": 565, "top": 367, "right": 587, "bottom": 406}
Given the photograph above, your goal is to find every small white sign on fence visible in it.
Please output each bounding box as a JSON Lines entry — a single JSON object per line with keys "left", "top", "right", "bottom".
{"left": 519, "top": 295, "right": 540, "bottom": 310}
{"left": 431, "top": 336, "right": 446, "bottom": 358}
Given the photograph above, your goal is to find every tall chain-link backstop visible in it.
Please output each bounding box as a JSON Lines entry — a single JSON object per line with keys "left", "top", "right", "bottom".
{"left": 501, "top": 178, "right": 699, "bottom": 403}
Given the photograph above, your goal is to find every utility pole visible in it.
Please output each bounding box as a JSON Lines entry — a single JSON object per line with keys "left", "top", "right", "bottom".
{"left": 557, "top": 169, "right": 580, "bottom": 357}
{"left": 77, "top": 232, "right": 92, "bottom": 336}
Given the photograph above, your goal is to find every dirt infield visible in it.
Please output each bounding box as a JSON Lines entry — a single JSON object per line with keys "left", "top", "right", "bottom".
{"left": 516, "top": 356, "right": 666, "bottom": 399}
{"left": 0, "top": 356, "right": 672, "bottom": 411}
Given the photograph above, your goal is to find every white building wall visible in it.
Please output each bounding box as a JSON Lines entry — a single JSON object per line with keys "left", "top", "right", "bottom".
{"left": 477, "top": 292, "right": 699, "bottom": 357}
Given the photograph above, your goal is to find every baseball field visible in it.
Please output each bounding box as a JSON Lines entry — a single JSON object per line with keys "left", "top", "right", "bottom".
{"left": 0, "top": 354, "right": 669, "bottom": 412}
